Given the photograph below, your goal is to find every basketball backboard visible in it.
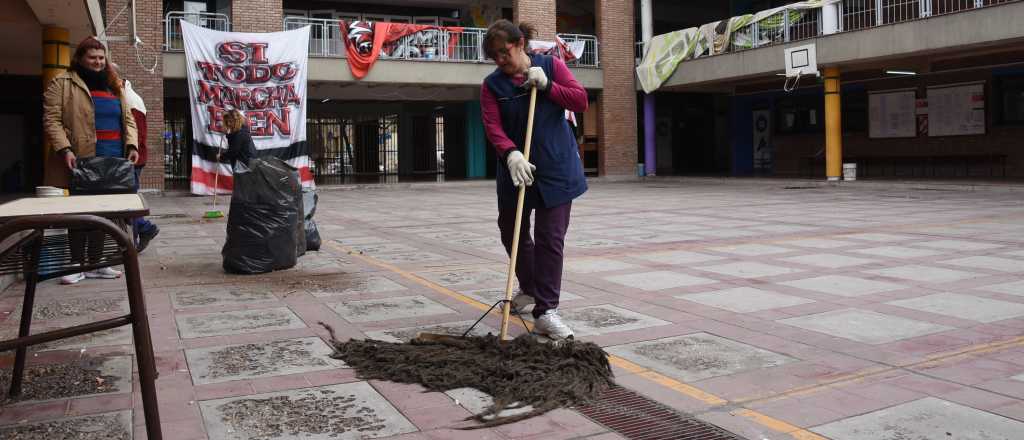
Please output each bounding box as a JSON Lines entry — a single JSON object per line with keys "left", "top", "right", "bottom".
{"left": 784, "top": 44, "right": 819, "bottom": 77}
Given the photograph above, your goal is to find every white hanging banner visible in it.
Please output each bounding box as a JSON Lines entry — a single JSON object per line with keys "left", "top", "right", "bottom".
{"left": 181, "top": 21, "right": 312, "bottom": 195}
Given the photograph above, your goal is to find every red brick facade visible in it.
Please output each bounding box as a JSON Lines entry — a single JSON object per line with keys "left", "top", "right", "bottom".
{"left": 231, "top": 0, "right": 284, "bottom": 33}
{"left": 596, "top": 0, "right": 638, "bottom": 176}
{"left": 106, "top": 0, "right": 165, "bottom": 190}
{"left": 514, "top": 0, "right": 557, "bottom": 41}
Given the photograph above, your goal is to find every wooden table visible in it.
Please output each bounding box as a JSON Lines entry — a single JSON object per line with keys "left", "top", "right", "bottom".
{"left": 0, "top": 194, "right": 162, "bottom": 440}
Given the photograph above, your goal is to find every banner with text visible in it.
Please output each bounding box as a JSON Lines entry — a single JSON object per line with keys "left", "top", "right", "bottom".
{"left": 182, "top": 21, "right": 312, "bottom": 195}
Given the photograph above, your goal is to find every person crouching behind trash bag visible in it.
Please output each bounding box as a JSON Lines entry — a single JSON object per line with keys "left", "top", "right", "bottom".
{"left": 219, "top": 109, "right": 306, "bottom": 275}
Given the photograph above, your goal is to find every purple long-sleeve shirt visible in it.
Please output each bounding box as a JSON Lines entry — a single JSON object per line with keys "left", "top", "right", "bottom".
{"left": 480, "top": 56, "right": 588, "bottom": 158}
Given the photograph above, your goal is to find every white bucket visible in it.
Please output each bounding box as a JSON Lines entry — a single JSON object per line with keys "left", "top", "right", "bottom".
{"left": 843, "top": 163, "right": 857, "bottom": 181}
{"left": 35, "top": 186, "right": 66, "bottom": 197}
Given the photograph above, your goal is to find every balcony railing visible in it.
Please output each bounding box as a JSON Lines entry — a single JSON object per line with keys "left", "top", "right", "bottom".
{"left": 164, "top": 11, "right": 231, "bottom": 51}
{"left": 641, "top": 0, "right": 1019, "bottom": 63}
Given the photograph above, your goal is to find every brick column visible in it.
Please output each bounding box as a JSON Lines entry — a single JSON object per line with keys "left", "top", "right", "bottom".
{"left": 514, "top": 0, "right": 557, "bottom": 41}
{"left": 232, "top": 0, "right": 284, "bottom": 33}
{"left": 595, "top": 0, "right": 638, "bottom": 176}
{"left": 105, "top": 0, "right": 164, "bottom": 190}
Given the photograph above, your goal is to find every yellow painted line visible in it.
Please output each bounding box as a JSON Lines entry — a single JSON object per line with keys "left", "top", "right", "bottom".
{"left": 733, "top": 409, "right": 828, "bottom": 440}
{"left": 326, "top": 241, "right": 533, "bottom": 331}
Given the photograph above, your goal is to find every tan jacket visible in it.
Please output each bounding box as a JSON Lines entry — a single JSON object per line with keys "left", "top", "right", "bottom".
{"left": 42, "top": 70, "right": 138, "bottom": 188}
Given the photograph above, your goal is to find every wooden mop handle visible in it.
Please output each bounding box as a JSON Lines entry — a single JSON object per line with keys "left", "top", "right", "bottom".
{"left": 499, "top": 86, "right": 538, "bottom": 341}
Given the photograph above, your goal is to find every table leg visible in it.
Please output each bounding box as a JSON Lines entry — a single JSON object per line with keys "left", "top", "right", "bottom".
{"left": 123, "top": 250, "right": 162, "bottom": 439}
{"left": 9, "top": 235, "right": 42, "bottom": 398}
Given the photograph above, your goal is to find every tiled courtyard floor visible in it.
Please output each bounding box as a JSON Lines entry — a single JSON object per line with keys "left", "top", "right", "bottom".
{"left": 2, "top": 179, "right": 1024, "bottom": 439}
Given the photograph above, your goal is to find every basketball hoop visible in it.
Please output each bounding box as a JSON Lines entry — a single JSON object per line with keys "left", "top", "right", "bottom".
{"left": 782, "top": 44, "right": 819, "bottom": 93}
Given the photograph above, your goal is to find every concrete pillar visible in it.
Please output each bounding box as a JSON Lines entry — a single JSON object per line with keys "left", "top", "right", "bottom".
{"left": 105, "top": 0, "right": 164, "bottom": 190}
{"left": 231, "top": 0, "right": 283, "bottom": 33}
{"left": 824, "top": 66, "right": 842, "bottom": 181}
{"left": 641, "top": 0, "right": 655, "bottom": 176}
{"left": 513, "top": 0, "right": 557, "bottom": 41}
{"left": 42, "top": 26, "right": 69, "bottom": 169}
{"left": 595, "top": 0, "right": 638, "bottom": 176}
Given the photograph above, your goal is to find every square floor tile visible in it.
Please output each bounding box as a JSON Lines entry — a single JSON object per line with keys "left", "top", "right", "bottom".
{"left": 170, "top": 285, "right": 278, "bottom": 308}
{"left": 697, "top": 262, "right": 800, "bottom": 279}
{"left": 604, "top": 271, "right": 717, "bottom": 291}
{"left": 564, "top": 258, "right": 641, "bottom": 274}
{"left": 176, "top": 307, "right": 307, "bottom": 339}
{"left": 939, "top": 256, "right": 1024, "bottom": 273}
{"left": 0, "top": 356, "right": 133, "bottom": 403}
{"left": 199, "top": 382, "right": 418, "bottom": 439}
{"left": 866, "top": 265, "right": 982, "bottom": 283}
{"left": 460, "top": 287, "right": 582, "bottom": 306}
{"left": 186, "top": 337, "right": 347, "bottom": 385}
{"left": 0, "top": 411, "right": 131, "bottom": 438}
{"left": 330, "top": 295, "right": 457, "bottom": 323}
{"left": 710, "top": 244, "right": 791, "bottom": 256}
{"left": 887, "top": 293, "right": 1024, "bottom": 323}
{"left": 915, "top": 240, "right": 1005, "bottom": 251}
{"left": 979, "top": 280, "right": 1024, "bottom": 297}
{"left": 749, "top": 224, "right": 820, "bottom": 234}
{"left": 631, "top": 251, "right": 724, "bottom": 266}
{"left": 779, "top": 309, "right": 952, "bottom": 345}
{"left": 349, "top": 243, "right": 420, "bottom": 254}
{"left": 782, "top": 254, "right": 876, "bottom": 269}
{"left": 559, "top": 304, "right": 671, "bottom": 336}
{"left": 693, "top": 229, "right": 758, "bottom": 239}
{"left": 812, "top": 397, "right": 1024, "bottom": 440}
{"left": 568, "top": 238, "right": 627, "bottom": 249}
{"left": 779, "top": 275, "right": 905, "bottom": 297}
{"left": 852, "top": 246, "right": 945, "bottom": 259}
{"left": 785, "top": 239, "right": 858, "bottom": 249}
{"left": 364, "top": 320, "right": 497, "bottom": 343}
{"left": 416, "top": 268, "right": 507, "bottom": 287}
{"left": 606, "top": 332, "right": 795, "bottom": 382}
{"left": 678, "top": 287, "right": 815, "bottom": 313}
{"left": 307, "top": 276, "right": 408, "bottom": 297}
{"left": 374, "top": 252, "right": 447, "bottom": 264}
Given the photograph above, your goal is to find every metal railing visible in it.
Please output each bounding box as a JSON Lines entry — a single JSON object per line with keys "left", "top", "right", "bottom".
{"left": 164, "top": 11, "right": 230, "bottom": 51}
{"left": 285, "top": 17, "right": 344, "bottom": 57}
{"left": 652, "top": 0, "right": 1019, "bottom": 62}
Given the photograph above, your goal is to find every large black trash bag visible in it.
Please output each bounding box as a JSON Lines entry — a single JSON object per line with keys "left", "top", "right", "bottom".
{"left": 222, "top": 157, "right": 304, "bottom": 274}
{"left": 303, "top": 190, "right": 321, "bottom": 251}
{"left": 71, "top": 156, "right": 136, "bottom": 194}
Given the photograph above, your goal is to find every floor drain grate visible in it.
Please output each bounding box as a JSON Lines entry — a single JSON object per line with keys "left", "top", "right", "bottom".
{"left": 574, "top": 386, "right": 744, "bottom": 440}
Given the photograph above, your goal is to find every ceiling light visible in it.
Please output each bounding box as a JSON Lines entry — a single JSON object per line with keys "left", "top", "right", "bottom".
{"left": 885, "top": 70, "right": 916, "bottom": 76}
{"left": 321, "top": 98, "right": 331, "bottom": 103}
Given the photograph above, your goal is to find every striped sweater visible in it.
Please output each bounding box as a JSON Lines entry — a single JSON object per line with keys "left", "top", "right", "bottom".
{"left": 91, "top": 90, "right": 123, "bottom": 158}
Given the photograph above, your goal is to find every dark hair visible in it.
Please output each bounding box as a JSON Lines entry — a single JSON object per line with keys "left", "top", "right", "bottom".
{"left": 483, "top": 20, "right": 536, "bottom": 59}
{"left": 71, "top": 36, "right": 122, "bottom": 95}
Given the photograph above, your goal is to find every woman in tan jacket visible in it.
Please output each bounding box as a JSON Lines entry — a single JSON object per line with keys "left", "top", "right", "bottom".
{"left": 42, "top": 36, "right": 139, "bottom": 284}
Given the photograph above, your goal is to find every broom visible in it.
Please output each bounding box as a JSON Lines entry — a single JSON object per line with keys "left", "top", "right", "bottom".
{"left": 203, "top": 135, "right": 226, "bottom": 219}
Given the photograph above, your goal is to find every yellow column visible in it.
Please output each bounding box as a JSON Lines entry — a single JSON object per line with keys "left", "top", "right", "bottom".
{"left": 42, "top": 26, "right": 70, "bottom": 169}
{"left": 42, "top": 27, "right": 70, "bottom": 89}
{"left": 824, "top": 66, "right": 842, "bottom": 181}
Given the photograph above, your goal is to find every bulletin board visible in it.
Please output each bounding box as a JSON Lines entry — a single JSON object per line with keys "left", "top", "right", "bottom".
{"left": 927, "top": 82, "right": 985, "bottom": 137}
{"left": 869, "top": 89, "right": 917, "bottom": 138}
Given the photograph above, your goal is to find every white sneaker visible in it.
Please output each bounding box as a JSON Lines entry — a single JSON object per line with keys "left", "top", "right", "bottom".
{"left": 85, "top": 267, "right": 122, "bottom": 279}
{"left": 533, "top": 309, "right": 574, "bottom": 340}
{"left": 60, "top": 272, "right": 85, "bottom": 285}
{"left": 511, "top": 292, "right": 534, "bottom": 314}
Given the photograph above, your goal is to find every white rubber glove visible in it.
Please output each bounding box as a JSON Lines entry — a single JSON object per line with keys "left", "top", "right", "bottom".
{"left": 525, "top": 66, "right": 549, "bottom": 91}
{"left": 506, "top": 150, "right": 536, "bottom": 187}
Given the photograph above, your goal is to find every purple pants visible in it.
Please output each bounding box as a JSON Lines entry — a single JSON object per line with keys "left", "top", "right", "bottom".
{"left": 497, "top": 194, "right": 572, "bottom": 318}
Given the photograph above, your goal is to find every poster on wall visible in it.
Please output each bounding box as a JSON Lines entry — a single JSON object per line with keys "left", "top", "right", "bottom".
{"left": 927, "top": 82, "right": 985, "bottom": 137}
{"left": 752, "top": 110, "right": 772, "bottom": 172}
{"left": 181, "top": 21, "right": 312, "bottom": 195}
{"left": 868, "top": 89, "right": 916, "bottom": 138}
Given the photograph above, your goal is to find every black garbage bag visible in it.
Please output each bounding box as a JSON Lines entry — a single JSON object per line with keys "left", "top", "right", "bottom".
{"left": 71, "top": 156, "right": 136, "bottom": 194}
{"left": 303, "top": 190, "right": 321, "bottom": 251}
{"left": 222, "top": 158, "right": 303, "bottom": 274}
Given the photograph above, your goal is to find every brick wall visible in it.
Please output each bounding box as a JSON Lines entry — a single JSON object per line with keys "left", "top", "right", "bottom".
{"left": 106, "top": 0, "right": 164, "bottom": 190}
{"left": 771, "top": 69, "right": 1024, "bottom": 178}
{"left": 596, "top": 0, "right": 638, "bottom": 176}
{"left": 231, "top": 0, "right": 284, "bottom": 33}
{"left": 514, "top": 0, "right": 557, "bottom": 41}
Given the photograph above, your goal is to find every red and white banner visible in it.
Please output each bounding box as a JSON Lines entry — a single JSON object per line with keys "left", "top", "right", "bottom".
{"left": 182, "top": 21, "right": 313, "bottom": 195}
{"left": 343, "top": 21, "right": 464, "bottom": 79}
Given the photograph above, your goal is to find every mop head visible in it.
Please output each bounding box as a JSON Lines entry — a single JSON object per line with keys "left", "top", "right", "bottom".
{"left": 319, "top": 323, "right": 614, "bottom": 429}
